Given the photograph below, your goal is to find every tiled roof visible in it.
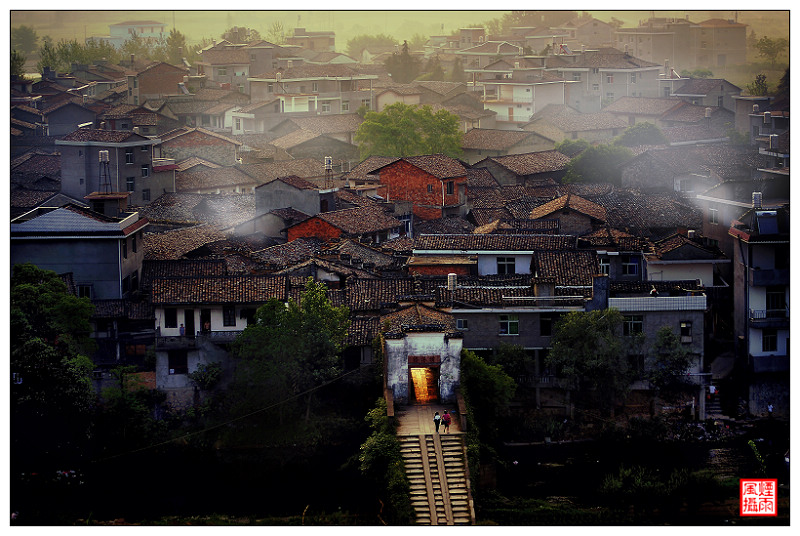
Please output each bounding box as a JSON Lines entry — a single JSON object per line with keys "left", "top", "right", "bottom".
{"left": 175, "top": 156, "right": 222, "bottom": 172}
{"left": 274, "top": 175, "right": 319, "bottom": 190}
{"left": 143, "top": 224, "right": 227, "bottom": 260}
{"left": 239, "top": 158, "right": 327, "bottom": 184}
{"left": 201, "top": 48, "right": 251, "bottom": 65}
{"left": 313, "top": 206, "right": 402, "bottom": 234}
{"left": 396, "top": 154, "right": 468, "bottom": 179}
{"left": 378, "top": 236, "right": 415, "bottom": 254}
{"left": 140, "top": 192, "right": 254, "bottom": 228}
{"left": 461, "top": 128, "right": 535, "bottom": 151}
{"left": 269, "top": 207, "right": 312, "bottom": 223}
{"left": 529, "top": 192, "right": 607, "bottom": 222}
{"left": 59, "top": 129, "right": 146, "bottom": 143}
{"left": 469, "top": 208, "right": 515, "bottom": 227}
{"left": 345, "top": 278, "right": 438, "bottom": 311}
{"left": 414, "top": 80, "right": 467, "bottom": 95}
{"left": 176, "top": 166, "right": 257, "bottom": 192}
{"left": 528, "top": 104, "right": 629, "bottom": 132}
{"left": 414, "top": 233, "right": 576, "bottom": 252}
{"left": 345, "top": 316, "right": 381, "bottom": 347}
{"left": 269, "top": 129, "right": 320, "bottom": 150}
{"left": 378, "top": 84, "right": 424, "bottom": 96}
{"left": 650, "top": 233, "right": 724, "bottom": 261}
{"left": 381, "top": 303, "right": 457, "bottom": 336}
{"left": 158, "top": 127, "right": 242, "bottom": 146}
{"left": 532, "top": 249, "right": 599, "bottom": 286}
{"left": 482, "top": 150, "right": 571, "bottom": 176}
{"left": 275, "top": 113, "right": 364, "bottom": 135}
{"left": 11, "top": 153, "right": 61, "bottom": 175}
{"left": 473, "top": 218, "right": 560, "bottom": 235}
{"left": 141, "top": 258, "right": 228, "bottom": 289}
{"left": 250, "top": 237, "right": 324, "bottom": 269}
{"left": 673, "top": 78, "right": 741, "bottom": 95}
{"left": 151, "top": 275, "right": 288, "bottom": 305}
{"left": 466, "top": 167, "right": 499, "bottom": 189}
{"left": 547, "top": 47, "right": 660, "bottom": 69}
{"left": 602, "top": 96, "right": 683, "bottom": 116}
{"left": 578, "top": 226, "right": 652, "bottom": 252}
{"left": 591, "top": 189, "right": 703, "bottom": 238}
{"left": 343, "top": 155, "right": 399, "bottom": 182}
{"left": 321, "top": 238, "right": 402, "bottom": 271}
{"left": 414, "top": 216, "right": 475, "bottom": 235}
{"left": 457, "top": 41, "right": 523, "bottom": 55}
{"left": 91, "top": 298, "right": 153, "bottom": 320}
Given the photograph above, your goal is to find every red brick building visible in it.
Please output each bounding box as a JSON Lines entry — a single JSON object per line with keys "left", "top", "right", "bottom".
{"left": 127, "top": 62, "right": 189, "bottom": 106}
{"left": 287, "top": 205, "right": 403, "bottom": 243}
{"left": 372, "top": 154, "right": 468, "bottom": 220}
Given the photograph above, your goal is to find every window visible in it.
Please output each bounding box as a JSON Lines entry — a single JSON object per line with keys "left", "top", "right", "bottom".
{"left": 131, "top": 233, "right": 137, "bottom": 253}
{"left": 572, "top": 73, "right": 581, "bottom": 82}
{"left": 680, "top": 321, "right": 693, "bottom": 343}
{"left": 762, "top": 328, "right": 778, "bottom": 352}
{"left": 717, "top": 95, "right": 724, "bottom": 107}
{"left": 223, "top": 306, "right": 237, "bottom": 327}
{"left": 540, "top": 314, "right": 559, "bottom": 337}
{"left": 342, "top": 101, "right": 350, "bottom": 112}
{"left": 240, "top": 308, "right": 257, "bottom": 325}
{"left": 78, "top": 284, "right": 92, "bottom": 299}
{"left": 126, "top": 177, "right": 135, "bottom": 192}
{"left": 622, "top": 255, "right": 639, "bottom": 276}
{"left": 141, "top": 164, "right": 150, "bottom": 177}
{"left": 709, "top": 208, "right": 719, "bottom": 225}
{"left": 456, "top": 318, "right": 469, "bottom": 330}
{"left": 361, "top": 99, "right": 371, "bottom": 110}
{"left": 630, "top": 73, "right": 637, "bottom": 83}
{"left": 599, "top": 257, "right": 610, "bottom": 275}
{"left": 321, "top": 102, "right": 331, "bottom": 113}
{"left": 766, "top": 287, "right": 786, "bottom": 318}
{"left": 499, "top": 314, "right": 519, "bottom": 335}
{"left": 164, "top": 308, "right": 178, "bottom": 328}
{"left": 623, "top": 315, "right": 643, "bottom": 336}
{"left": 312, "top": 82, "right": 319, "bottom": 92}
{"left": 122, "top": 238, "right": 128, "bottom": 259}
{"left": 427, "top": 184, "right": 434, "bottom": 193}
{"left": 235, "top": 118, "right": 242, "bottom": 131}
{"left": 497, "top": 257, "right": 516, "bottom": 275}
{"left": 592, "top": 83, "right": 600, "bottom": 91}
{"left": 217, "top": 67, "right": 227, "bottom": 76}
{"left": 141, "top": 145, "right": 149, "bottom": 152}
{"left": 446, "top": 181, "right": 454, "bottom": 195}
{"left": 268, "top": 83, "right": 274, "bottom": 92}
{"left": 606, "top": 74, "right": 614, "bottom": 84}
{"left": 125, "top": 148, "right": 134, "bottom": 164}
{"left": 142, "top": 188, "right": 151, "bottom": 201}
{"left": 168, "top": 349, "right": 188, "bottom": 375}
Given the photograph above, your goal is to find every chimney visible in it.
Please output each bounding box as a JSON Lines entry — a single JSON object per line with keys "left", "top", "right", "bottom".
{"left": 687, "top": 229, "right": 696, "bottom": 239}
{"left": 753, "top": 104, "right": 760, "bottom": 113}
{"left": 763, "top": 111, "right": 772, "bottom": 124}
{"left": 752, "top": 191, "right": 763, "bottom": 209}
{"left": 447, "top": 273, "right": 458, "bottom": 291}
{"left": 130, "top": 54, "right": 135, "bottom": 66}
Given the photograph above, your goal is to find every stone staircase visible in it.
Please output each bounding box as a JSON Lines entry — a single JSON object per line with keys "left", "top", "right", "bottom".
{"left": 399, "top": 433, "right": 473, "bottom": 525}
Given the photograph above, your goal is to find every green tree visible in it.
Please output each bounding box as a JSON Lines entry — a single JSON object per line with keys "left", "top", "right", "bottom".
{"left": 11, "top": 50, "right": 27, "bottom": 79}
{"left": 355, "top": 102, "right": 462, "bottom": 159}
{"left": 614, "top": 122, "right": 668, "bottom": 147}
{"left": 10, "top": 264, "right": 97, "bottom": 469}
{"left": 646, "top": 327, "right": 692, "bottom": 393}
{"left": 165, "top": 28, "right": 189, "bottom": 65}
{"left": 546, "top": 309, "right": 643, "bottom": 415}
{"left": 555, "top": 138, "right": 590, "bottom": 158}
{"left": 747, "top": 73, "right": 769, "bottom": 96}
{"left": 266, "top": 21, "right": 287, "bottom": 45}
{"left": 232, "top": 278, "right": 350, "bottom": 422}
{"left": 419, "top": 55, "right": 445, "bottom": 81}
{"left": 755, "top": 36, "right": 789, "bottom": 67}
{"left": 346, "top": 33, "right": 398, "bottom": 60}
{"left": 385, "top": 40, "right": 420, "bottom": 83}
{"left": 449, "top": 57, "right": 466, "bottom": 83}
{"left": 562, "top": 143, "right": 634, "bottom": 185}
{"left": 460, "top": 349, "right": 516, "bottom": 444}
{"left": 776, "top": 68, "right": 789, "bottom": 101}
{"left": 36, "top": 39, "right": 62, "bottom": 73}
{"left": 11, "top": 25, "right": 39, "bottom": 55}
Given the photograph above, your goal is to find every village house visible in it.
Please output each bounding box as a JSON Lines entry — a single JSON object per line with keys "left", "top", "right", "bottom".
{"left": 55, "top": 128, "right": 163, "bottom": 202}
{"left": 371, "top": 154, "right": 469, "bottom": 220}
{"left": 729, "top": 201, "right": 789, "bottom": 417}
{"left": 197, "top": 40, "right": 282, "bottom": 94}
{"left": 553, "top": 17, "right": 616, "bottom": 49}
{"left": 127, "top": 61, "right": 189, "bottom": 106}
{"left": 670, "top": 78, "right": 741, "bottom": 112}
{"left": 477, "top": 67, "right": 570, "bottom": 127}
{"left": 529, "top": 191, "right": 608, "bottom": 236}
{"left": 460, "top": 128, "right": 546, "bottom": 165}
{"left": 521, "top": 104, "right": 629, "bottom": 144}
{"left": 11, "top": 202, "right": 148, "bottom": 300}
{"left": 254, "top": 175, "right": 337, "bottom": 220}
{"left": 88, "top": 20, "right": 168, "bottom": 49}
{"left": 645, "top": 232, "right": 729, "bottom": 287}
{"left": 286, "top": 27, "right": 336, "bottom": 52}
{"left": 41, "top": 99, "right": 98, "bottom": 137}
{"left": 286, "top": 205, "right": 404, "bottom": 244}
{"left": 155, "top": 127, "right": 242, "bottom": 167}
{"left": 473, "top": 150, "right": 571, "bottom": 186}
{"left": 543, "top": 47, "right": 663, "bottom": 113}
{"left": 578, "top": 226, "right": 652, "bottom": 283}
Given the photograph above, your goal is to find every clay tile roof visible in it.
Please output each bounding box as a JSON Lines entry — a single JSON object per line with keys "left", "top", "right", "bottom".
{"left": 241, "top": 159, "right": 327, "bottom": 184}
{"left": 201, "top": 48, "right": 252, "bottom": 65}
{"left": 276, "top": 175, "right": 319, "bottom": 190}
{"left": 603, "top": 96, "right": 684, "bottom": 116}
{"left": 343, "top": 156, "right": 400, "bottom": 181}
{"left": 673, "top": 78, "right": 740, "bottom": 95}
{"left": 60, "top": 128, "right": 144, "bottom": 143}
{"left": 143, "top": 224, "right": 227, "bottom": 260}
{"left": 414, "top": 233, "right": 575, "bottom": 252}
{"left": 270, "top": 129, "right": 319, "bottom": 150}
{"left": 466, "top": 167, "right": 499, "bottom": 189}
{"left": 176, "top": 166, "right": 256, "bottom": 192}
{"left": 399, "top": 154, "right": 468, "bottom": 179}
{"left": 141, "top": 259, "right": 228, "bottom": 288}
{"left": 251, "top": 237, "right": 324, "bottom": 269}
{"left": 314, "top": 206, "right": 402, "bottom": 234}
{"left": 175, "top": 156, "right": 222, "bottom": 172}
{"left": 532, "top": 249, "right": 599, "bottom": 286}
{"left": 650, "top": 233, "right": 722, "bottom": 260}
{"left": 529, "top": 192, "right": 607, "bottom": 222}
{"left": 579, "top": 226, "right": 652, "bottom": 252}
{"left": 461, "top": 128, "right": 534, "bottom": 151}
{"left": 381, "top": 303, "right": 456, "bottom": 335}
{"left": 487, "top": 150, "right": 571, "bottom": 176}
{"left": 11, "top": 153, "right": 61, "bottom": 175}
{"left": 280, "top": 113, "right": 364, "bottom": 135}
{"left": 151, "top": 275, "right": 288, "bottom": 305}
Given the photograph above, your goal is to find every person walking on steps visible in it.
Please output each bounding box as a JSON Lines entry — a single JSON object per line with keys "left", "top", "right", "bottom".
{"left": 442, "top": 410, "right": 451, "bottom": 433}
{"left": 433, "top": 411, "right": 441, "bottom": 433}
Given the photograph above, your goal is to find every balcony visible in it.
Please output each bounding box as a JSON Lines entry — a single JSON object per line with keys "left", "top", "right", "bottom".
{"left": 156, "top": 335, "right": 196, "bottom": 349}
{"left": 749, "top": 267, "right": 789, "bottom": 287}
{"left": 749, "top": 308, "right": 789, "bottom": 328}
{"left": 198, "top": 330, "right": 243, "bottom": 343}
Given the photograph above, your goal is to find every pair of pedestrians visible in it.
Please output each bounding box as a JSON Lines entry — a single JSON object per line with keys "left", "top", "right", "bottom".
{"left": 433, "top": 410, "right": 451, "bottom": 433}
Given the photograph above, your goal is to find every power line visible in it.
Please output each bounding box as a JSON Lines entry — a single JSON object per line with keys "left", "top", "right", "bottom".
{"left": 93, "top": 363, "right": 375, "bottom": 463}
